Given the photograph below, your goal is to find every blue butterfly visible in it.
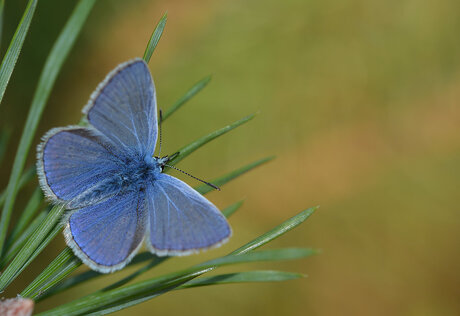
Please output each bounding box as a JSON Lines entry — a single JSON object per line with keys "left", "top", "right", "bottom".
{"left": 37, "top": 59, "right": 231, "bottom": 273}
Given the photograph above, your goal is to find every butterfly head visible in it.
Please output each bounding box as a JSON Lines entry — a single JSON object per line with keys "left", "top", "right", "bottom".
{"left": 153, "top": 152, "right": 180, "bottom": 172}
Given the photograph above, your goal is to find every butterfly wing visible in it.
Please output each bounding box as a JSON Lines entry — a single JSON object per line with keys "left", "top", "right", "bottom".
{"left": 64, "top": 190, "right": 146, "bottom": 273}
{"left": 83, "top": 59, "right": 157, "bottom": 157}
{"left": 37, "top": 127, "right": 125, "bottom": 207}
{"left": 146, "top": 174, "right": 231, "bottom": 256}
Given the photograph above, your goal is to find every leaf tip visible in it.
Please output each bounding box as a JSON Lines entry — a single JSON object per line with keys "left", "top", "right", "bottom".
{"left": 312, "top": 248, "right": 323, "bottom": 255}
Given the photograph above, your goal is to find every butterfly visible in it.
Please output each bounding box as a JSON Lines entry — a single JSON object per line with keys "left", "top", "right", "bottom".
{"left": 37, "top": 58, "right": 232, "bottom": 273}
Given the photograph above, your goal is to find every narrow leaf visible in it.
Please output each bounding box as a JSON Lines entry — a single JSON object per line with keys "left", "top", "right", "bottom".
{"left": 199, "top": 248, "right": 316, "bottom": 267}
{"left": 222, "top": 200, "right": 243, "bottom": 218}
{"left": 231, "top": 207, "right": 318, "bottom": 255}
{"left": 12, "top": 222, "right": 64, "bottom": 281}
{"left": 180, "top": 270, "right": 304, "bottom": 288}
{"left": 21, "top": 247, "right": 81, "bottom": 299}
{"left": 0, "top": 0, "right": 38, "bottom": 106}
{"left": 0, "top": 128, "right": 10, "bottom": 164}
{"left": 101, "top": 257, "right": 166, "bottom": 292}
{"left": 169, "top": 113, "right": 256, "bottom": 166}
{"left": 83, "top": 271, "right": 304, "bottom": 315}
{"left": 0, "top": 166, "right": 35, "bottom": 208}
{"left": 36, "top": 253, "right": 154, "bottom": 302}
{"left": 0, "top": 0, "right": 5, "bottom": 48}
{"left": 6, "top": 187, "right": 43, "bottom": 247}
{"left": 162, "top": 75, "right": 212, "bottom": 121}
{"left": 0, "top": 0, "right": 96, "bottom": 255}
{"left": 143, "top": 12, "right": 167, "bottom": 63}
{"left": 0, "top": 210, "right": 47, "bottom": 268}
{"left": 0, "top": 205, "right": 65, "bottom": 291}
{"left": 36, "top": 248, "right": 311, "bottom": 316}
{"left": 195, "top": 156, "right": 274, "bottom": 195}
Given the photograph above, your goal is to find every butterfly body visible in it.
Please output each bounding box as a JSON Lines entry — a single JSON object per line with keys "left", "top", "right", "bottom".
{"left": 37, "top": 59, "right": 231, "bottom": 273}
{"left": 113, "top": 154, "right": 161, "bottom": 190}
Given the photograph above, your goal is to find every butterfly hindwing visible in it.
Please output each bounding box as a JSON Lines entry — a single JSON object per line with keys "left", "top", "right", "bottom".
{"left": 64, "top": 190, "right": 147, "bottom": 273}
{"left": 146, "top": 173, "right": 231, "bottom": 256}
{"left": 83, "top": 59, "right": 158, "bottom": 157}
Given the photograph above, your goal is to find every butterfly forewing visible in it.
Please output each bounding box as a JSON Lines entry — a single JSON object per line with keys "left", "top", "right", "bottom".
{"left": 37, "top": 127, "right": 124, "bottom": 207}
{"left": 83, "top": 59, "right": 158, "bottom": 157}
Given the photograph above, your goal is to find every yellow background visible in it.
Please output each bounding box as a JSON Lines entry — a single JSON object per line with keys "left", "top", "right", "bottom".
{"left": 1, "top": 0, "right": 459, "bottom": 315}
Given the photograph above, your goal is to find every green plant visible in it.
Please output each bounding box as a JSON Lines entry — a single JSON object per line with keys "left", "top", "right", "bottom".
{"left": 0, "top": 2, "right": 317, "bottom": 314}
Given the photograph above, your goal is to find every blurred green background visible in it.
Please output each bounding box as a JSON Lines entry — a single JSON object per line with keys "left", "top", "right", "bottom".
{"left": 1, "top": 0, "right": 459, "bottom": 315}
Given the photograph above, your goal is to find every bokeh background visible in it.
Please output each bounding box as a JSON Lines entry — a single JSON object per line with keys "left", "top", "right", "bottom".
{"left": 1, "top": 0, "right": 459, "bottom": 315}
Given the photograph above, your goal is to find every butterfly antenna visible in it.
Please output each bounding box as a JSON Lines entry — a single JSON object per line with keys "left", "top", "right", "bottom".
{"left": 158, "top": 109, "right": 163, "bottom": 156}
{"left": 164, "top": 164, "right": 221, "bottom": 191}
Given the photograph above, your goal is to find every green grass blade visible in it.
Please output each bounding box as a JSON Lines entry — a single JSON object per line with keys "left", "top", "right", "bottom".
{"left": 162, "top": 75, "right": 212, "bottom": 121}
{"left": 199, "top": 248, "right": 316, "bottom": 267}
{"left": 90, "top": 271, "right": 304, "bottom": 315}
{"left": 84, "top": 297, "right": 163, "bottom": 316}
{"left": 222, "top": 200, "right": 243, "bottom": 218}
{"left": 36, "top": 207, "right": 315, "bottom": 316}
{"left": 0, "top": 128, "right": 10, "bottom": 164}
{"left": 37, "top": 249, "right": 313, "bottom": 316}
{"left": 0, "top": 166, "right": 35, "bottom": 208}
{"left": 142, "top": 12, "right": 167, "bottom": 63}
{"left": 6, "top": 187, "right": 43, "bottom": 247}
{"left": 231, "top": 207, "right": 318, "bottom": 255}
{"left": 87, "top": 271, "right": 304, "bottom": 315}
{"left": 195, "top": 156, "right": 274, "bottom": 195}
{"left": 0, "top": 0, "right": 95, "bottom": 256}
{"left": 0, "top": 0, "right": 4, "bottom": 48}
{"left": 179, "top": 270, "right": 304, "bottom": 288}
{"left": 13, "top": 222, "right": 63, "bottom": 280}
{"left": 0, "top": 205, "right": 64, "bottom": 291}
{"left": 0, "top": 0, "right": 38, "bottom": 106}
{"left": 32, "top": 201, "right": 243, "bottom": 302}
{"left": 101, "top": 257, "right": 167, "bottom": 292}
{"left": 37, "top": 267, "right": 94, "bottom": 301}
{"left": 0, "top": 210, "right": 47, "bottom": 268}
{"left": 36, "top": 252, "right": 154, "bottom": 303}
{"left": 169, "top": 114, "right": 256, "bottom": 166}
{"left": 21, "top": 247, "right": 80, "bottom": 299}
